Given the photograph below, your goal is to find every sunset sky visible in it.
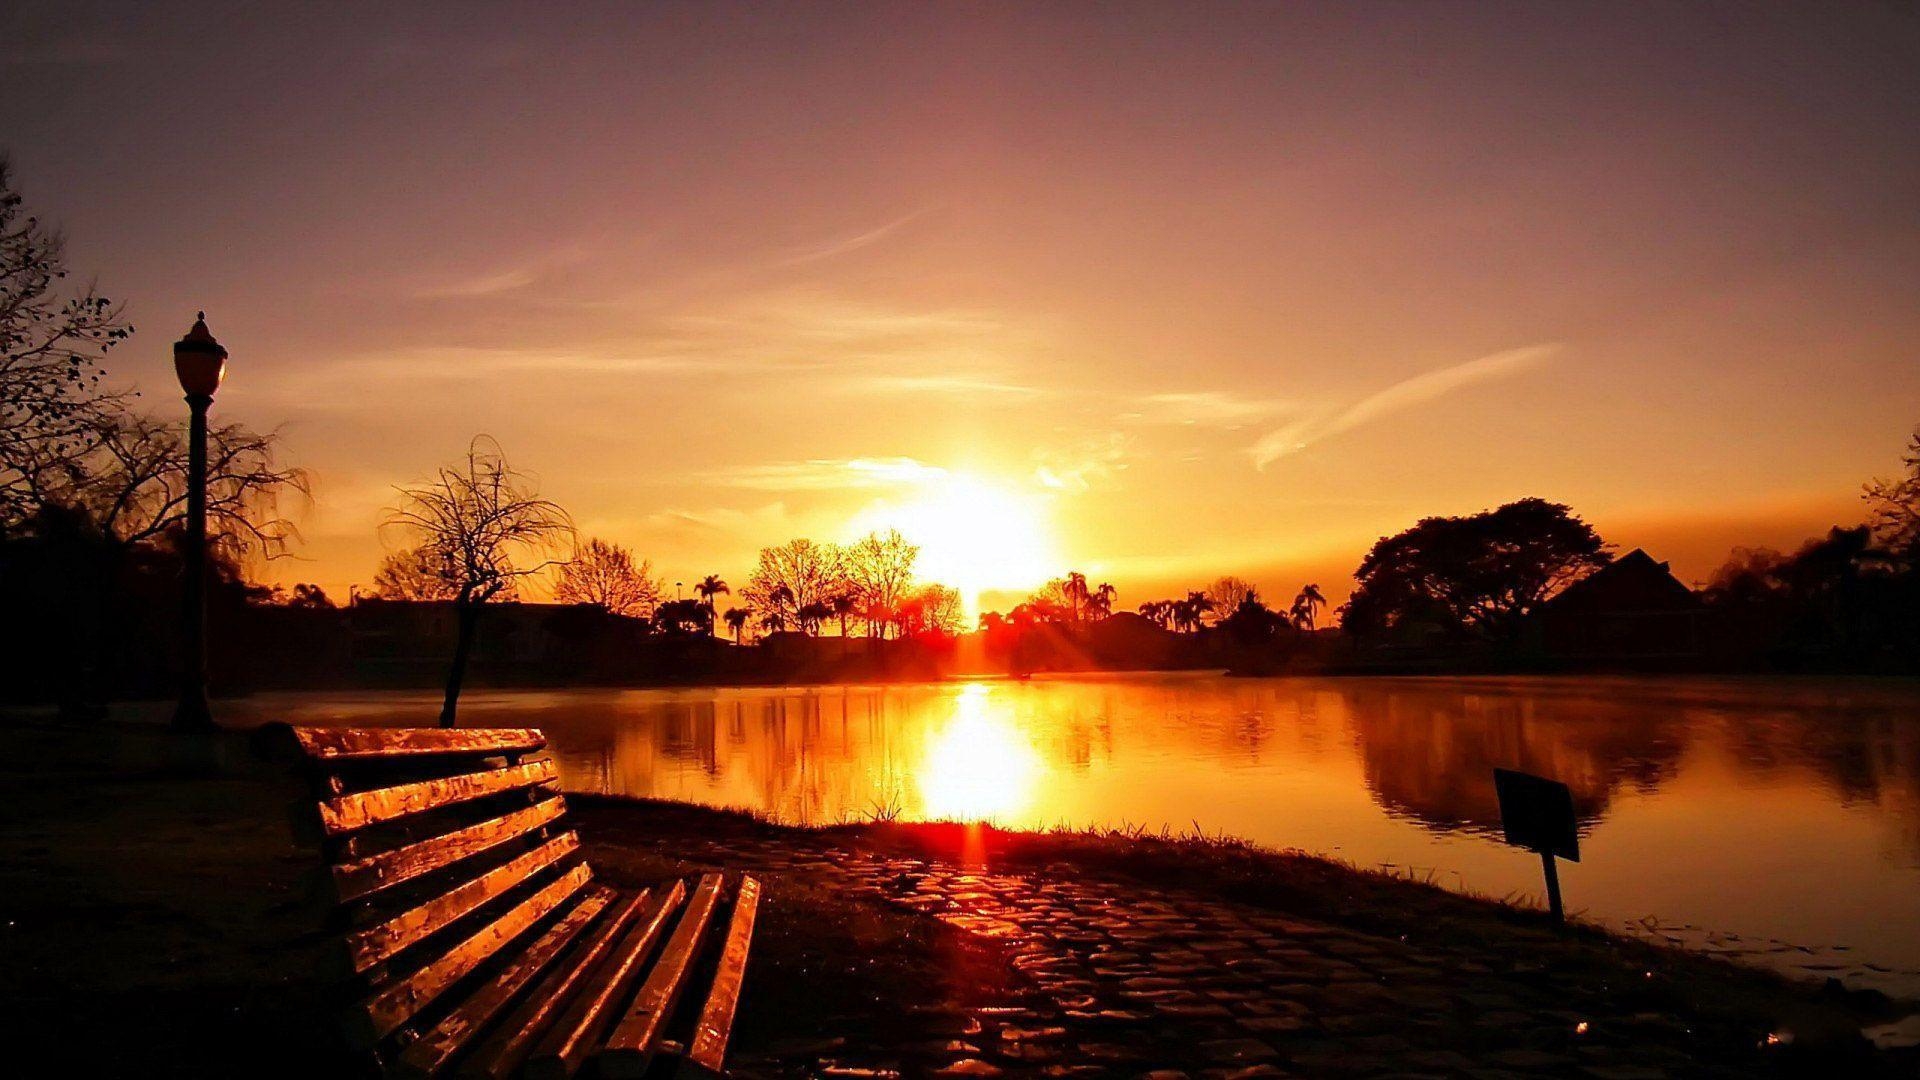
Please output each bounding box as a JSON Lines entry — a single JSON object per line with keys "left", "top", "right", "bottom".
{"left": 4, "top": 4, "right": 1917, "bottom": 613}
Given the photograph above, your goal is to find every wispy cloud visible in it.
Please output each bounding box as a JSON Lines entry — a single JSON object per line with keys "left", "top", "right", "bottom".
{"left": 703, "top": 457, "right": 950, "bottom": 492}
{"left": 772, "top": 208, "right": 937, "bottom": 267}
{"left": 1250, "top": 344, "right": 1560, "bottom": 469}
{"left": 850, "top": 373, "right": 1048, "bottom": 398}
{"left": 411, "top": 244, "right": 590, "bottom": 300}
{"left": 413, "top": 267, "right": 542, "bottom": 299}
{"left": 1124, "top": 390, "right": 1293, "bottom": 427}
{"left": 1034, "top": 432, "right": 1134, "bottom": 492}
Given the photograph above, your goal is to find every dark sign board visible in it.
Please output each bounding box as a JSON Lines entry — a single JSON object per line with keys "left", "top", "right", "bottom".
{"left": 1493, "top": 768, "right": 1580, "bottom": 863}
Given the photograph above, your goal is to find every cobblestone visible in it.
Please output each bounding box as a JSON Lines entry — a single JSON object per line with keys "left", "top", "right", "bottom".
{"left": 626, "top": 835, "right": 1804, "bottom": 1076}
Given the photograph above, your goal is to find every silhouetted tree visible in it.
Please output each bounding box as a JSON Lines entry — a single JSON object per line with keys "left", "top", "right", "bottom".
{"left": 652, "top": 598, "right": 710, "bottom": 636}
{"left": 694, "top": 574, "right": 729, "bottom": 632}
{"left": 723, "top": 605, "right": 751, "bottom": 642}
{"left": 371, "top": 545, "right": 465, "bottom": 601}
{"left": 385, "top": 437, "right": 573, "bottom": 726}
{"left": 743, "top": 539, "right": 842, "bottom": 634}
{"left": 1289, "top": 583, "right": 1326, "bottom": 630}
{"left": 283, "top": 583, "right": 335, "bottom": 609}
{"left": 1865, "top": 426, "right": 1920, "bottom": 564}
{"left": 901, "top": 583, "right": 963, "bottom": 636}
{"left": 796, "top": 600, "right": 830, "bottom": 636}
{"left": 553, "top": 537, "right": 660, "bottom": 617}
{"left": 1064, "top": 571, "right": 1089, "bottom": 621}
{"left": 1207, "top": 576, "right": 1255, "bottom": 617}
{"left": 1, "top": 155, "right": 133, "bottom": 532}
{"left": 1343, "top": 498, "right": 1609, "bottom": 643}
{"left": 1220, "top": 590, "right": 1289, "bottom": 646}
{"left": 829, "top": 591, "right": 858, "bottom": 636}
{"left": 1133, "top": 599, "right": 1163, "bottom": 628}
{"left": 1178, "top": 590, "right": 1215, "bottom": 632}
{"left": 44, "top": 410, "right": 308, "bottom": 560}
{"left": 1090, "top": 581, "right": 1117, "bottom": 619}
{"left": 843, "top": 529, "right": 917, "bottom": 638}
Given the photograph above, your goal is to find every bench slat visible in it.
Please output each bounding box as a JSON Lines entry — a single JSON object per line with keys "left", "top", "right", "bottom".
{"left": 319, "top": 760, "right": 557, "bottom": 835}
{"left": 355, "top": 862, "right": 593, "bottom": 1044}
{"left": 393, "top": 887, "right": 615, "bottom": 1080}
{"left": 523, "top": 880, "right": 689, "bottom": 1080}
{"left": 452, "top": 887, "right": 653, "bottom": 1080}
{"left": 597, "top": 873, "right": 725, "bottom": 1078}
{"left": 345, "top": 831, "right": 581, "bottom": 973}
{"left": 331, "top": 795, "right": 569, "bottom": 903}
{"left": 684, "top": 876, "right": 761, "bottom": 1078}
{"left": 291, "top": 727, "right": 547, "bottom": 762}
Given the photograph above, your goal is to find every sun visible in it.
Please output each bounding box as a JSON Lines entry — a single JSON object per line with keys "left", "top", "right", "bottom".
{"left": 852, "top": 472, "right": 1060, "bottom": 616}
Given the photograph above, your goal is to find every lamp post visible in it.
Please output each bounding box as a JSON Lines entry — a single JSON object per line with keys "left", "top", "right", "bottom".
{"left": 171, "top": 313, "right": 226, "bottom": 733}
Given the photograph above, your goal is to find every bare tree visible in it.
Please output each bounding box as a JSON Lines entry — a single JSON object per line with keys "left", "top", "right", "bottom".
{"left": 843, "top": 529, "right": 918, "bottom": 637}
{"left": 1864, "top": 426, "right": 1920, "bottom": 562}
{"left": 742, "top": 538, "right": 843, "bottom": 632}
{"left": 385, "top": 438, "right": 573, "bottom": 726}
{"left": 48, "top": 410, "right": 308, "bottom": 561}
{"left": 901, "top": 583, "right": 964, "bottom": 636}
{"left": 553, "top": 537, "right": 661, "bottom": 617}
{"left": 370, "top": 545, "right": 464, "bottom": 601}
{"left": 1, "top": 156, "right": 133, "bottom": 532}
{"left": 1206, "top": 576, "right": 1256, "bottom": 618}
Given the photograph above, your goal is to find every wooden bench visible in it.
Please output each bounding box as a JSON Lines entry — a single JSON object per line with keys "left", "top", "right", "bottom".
{"left": 264, "top": 725, "right": 760, "bottom": 1079}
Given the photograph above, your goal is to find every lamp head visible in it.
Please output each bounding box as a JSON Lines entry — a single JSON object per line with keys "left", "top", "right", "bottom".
{"left": 173, "top": 311, "right": 227, "bottom": 398}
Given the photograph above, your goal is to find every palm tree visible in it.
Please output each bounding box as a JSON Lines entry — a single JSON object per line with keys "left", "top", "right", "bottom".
{"left": 796, "top": 600, "right": 830, "bottom": 636}
{"left": 723, "top": 606, "right": 751, "bottom": 642}
{"left": 1137, "top": 600, "right": 1170, "bottom": 629}
{"left": 830, "top": 592, "right": 859, "bottom": 637}
{"left": 1184, "top": 589, "right": 1215, "bottom": 631}
{"left": 1065, "top": 571, "right": 1089, "bottom": 621}
{"left": 695, "top": 572, "right": 729, "bottom": 622}
{"left": 758, "top": 609, "right": 789, "bottom": 634}
{"left": 1169, "top": 598, "right": 1196, "bottom": 633}
{"left": 1290, "top": 583, "right": 1326, "bottom": 630}
{"left": 1091, "top": 582, "right": 1117, "bottom": 619}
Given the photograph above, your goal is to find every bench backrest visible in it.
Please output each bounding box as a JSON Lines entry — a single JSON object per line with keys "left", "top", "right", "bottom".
{"left": 265, "top": 725, "right": 594, "bottom": 1052}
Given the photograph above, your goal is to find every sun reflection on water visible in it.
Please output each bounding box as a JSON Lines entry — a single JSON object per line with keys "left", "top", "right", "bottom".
{"left": 915, "top": 684, "right": 1044, "bottom": 822}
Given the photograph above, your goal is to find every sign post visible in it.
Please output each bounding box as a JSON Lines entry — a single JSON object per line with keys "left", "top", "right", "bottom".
{"left": 1492, "top": 768, "right": 1579, "bottom": 925}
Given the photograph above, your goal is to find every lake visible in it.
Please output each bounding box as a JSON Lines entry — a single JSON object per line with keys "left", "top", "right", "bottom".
{"left": 229, "top": 673, "right": 1920, "bottom": 994}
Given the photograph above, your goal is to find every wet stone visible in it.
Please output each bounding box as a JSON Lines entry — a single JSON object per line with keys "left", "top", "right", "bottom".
{"left": 1201, "top": 1038, "right": 1280, "bottom": 1063}
{"left": 929, "top": 1060, "right": 1003, "bottom": 1077}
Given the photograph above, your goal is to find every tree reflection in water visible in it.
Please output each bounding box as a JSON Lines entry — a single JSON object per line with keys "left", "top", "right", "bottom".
{"left": 236, "top": 675, "right": 1920, "bottom": 985}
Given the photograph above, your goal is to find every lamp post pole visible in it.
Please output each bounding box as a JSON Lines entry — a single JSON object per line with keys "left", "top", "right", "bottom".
{"left": 171, "top": 313, "right": 227, "bottom": 733}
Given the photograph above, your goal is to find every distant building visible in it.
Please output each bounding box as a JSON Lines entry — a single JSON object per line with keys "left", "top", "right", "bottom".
{"left": 1537, "top": 549, "right": 1705, "bottom": 659}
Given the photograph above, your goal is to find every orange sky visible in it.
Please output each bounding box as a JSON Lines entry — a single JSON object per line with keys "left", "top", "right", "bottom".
{"left": 3, "top": 4, "right": 1916, "bottom": 613}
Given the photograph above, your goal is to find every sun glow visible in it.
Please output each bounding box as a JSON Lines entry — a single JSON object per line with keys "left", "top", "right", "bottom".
{"left": 916, "top": 685, "right": 1044, "bottom": 822}
{"left": 853, "top": 471, "right": 1060, "bottom": 616}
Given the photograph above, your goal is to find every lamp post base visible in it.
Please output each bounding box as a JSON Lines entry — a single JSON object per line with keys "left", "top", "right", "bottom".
{"left": 172, "top": 688, "right": 215, "bottom": 733}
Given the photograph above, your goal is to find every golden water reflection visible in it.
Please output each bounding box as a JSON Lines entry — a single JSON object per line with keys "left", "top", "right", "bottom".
{"left": 916, "top": 685, "right": 1046, "bottom": 822}
{"left": 238, "top": 673, "right": 1920, "bottom": 992}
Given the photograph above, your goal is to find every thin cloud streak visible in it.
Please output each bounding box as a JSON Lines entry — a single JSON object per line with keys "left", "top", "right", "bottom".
{"left": 1126, "top": 390, "right": 1293, "bottom": 426}
{"left": 773, "top": 208, "right": 938, "bottom": 267}
{"left": 703, "top": 457, "right": 951, "bottom": 492}
{"left": 1250, "top": 344, "right": 1561, "bottom": 469}
{"left": 850, "top": 373, "right": 1048, "bottom": 398}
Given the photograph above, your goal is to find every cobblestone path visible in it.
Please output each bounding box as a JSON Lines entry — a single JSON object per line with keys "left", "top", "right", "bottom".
{"left": 652, "top": 833, "right": 1765, "bottom": 1079}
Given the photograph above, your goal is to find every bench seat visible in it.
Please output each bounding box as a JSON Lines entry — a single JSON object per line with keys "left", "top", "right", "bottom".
{"left": 264, "top": 724, "right": 759, "bottom": 1079}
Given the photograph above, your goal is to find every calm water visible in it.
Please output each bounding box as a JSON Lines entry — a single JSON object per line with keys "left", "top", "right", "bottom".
{"left": 230, "top": 673, "right": 1920, "bottom": 993}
